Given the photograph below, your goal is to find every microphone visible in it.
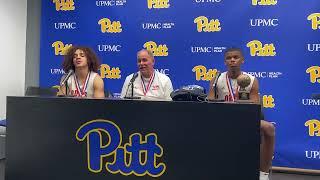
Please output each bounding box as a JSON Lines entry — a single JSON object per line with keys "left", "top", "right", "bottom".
{"left": 60, "top": 69, "right": 74, "bottom": 86}
{"left": 212, "top": 71, "right": 221, "bottom": 88}
{"left": 129, "top": 72, "right": 139, "bottom": 84}
{"left": 213, "top": 71, "right": 221, "bottom": 99}
{"left": 129, "top": 73, "right": 139, "bottom": 98}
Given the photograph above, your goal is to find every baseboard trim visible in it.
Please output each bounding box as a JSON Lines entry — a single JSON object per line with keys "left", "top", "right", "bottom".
{"left": 272, "top": 166, "right": 320, "bottom": 175}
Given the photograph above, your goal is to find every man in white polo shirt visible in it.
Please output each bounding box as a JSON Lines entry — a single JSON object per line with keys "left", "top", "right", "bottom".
{"left": 120, "top": 49, "right": 173, "bottom": 101}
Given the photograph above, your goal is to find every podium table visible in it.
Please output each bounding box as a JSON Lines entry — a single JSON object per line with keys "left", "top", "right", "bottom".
{"left": 6, "top": 97, "right": 261, "bottom": 180}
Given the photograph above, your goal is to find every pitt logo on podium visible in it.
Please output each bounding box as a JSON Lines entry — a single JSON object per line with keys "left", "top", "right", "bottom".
{"left": 246, "top": 40, "right": 276, "bottom": 57}
{"left": 262, "top": 95, "right": 275, "bottom": 108}
{"left": 252, "top": 0, "right": 277, "bottom": 6}
{"left": 53, "top": 0, "right": 75, "bottom": 11}
{"left": 75, "top": 120, "right": 166, "bottom": 177}
{"left": 307, "top": 13, "right": 320, "bottom": 30}
{"left": 143, "top": 41, "right": 168, "bottom": 57}
{"left": 98, "top": 18, "right": 122, "bottom": 33}
{"left": 194, "top": 16, "right": 221, "bottom": 32}
{"left": 100, "top": 64, "right": 121, "bottom": 79}
{"left": 147, "top": 0, "right": 170, "bottom": 9}
{"left": 305, "top": 119, "right": 320, "bottom": 137}
{"left": 52, "top": 41, "right": 72, "bottom": 55}
{"left": 192, "top": 65, "right": 218, "bottom": 81}
{"left": 306, "top": 66, "right": 320, "bottom": 83}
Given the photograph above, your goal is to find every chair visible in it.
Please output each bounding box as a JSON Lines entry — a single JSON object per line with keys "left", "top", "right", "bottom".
{"left": 0, "top": 120, "right": 5, "bottom": 127}
{"left": 25, "top": 86, "right": 58, "bottom": 97}
{"left": 105, "top": 90, "right": 113, "bottom": 98}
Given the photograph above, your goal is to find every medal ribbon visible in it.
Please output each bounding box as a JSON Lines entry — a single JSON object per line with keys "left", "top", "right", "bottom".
{"left": 74, "top": 72, "right": 91, "bottom": 97}
{"left": 226, "top": 73, "right": 240, "bottom": 102}
{"left": 141, "top": 71, "right": 155, "bottom": 96}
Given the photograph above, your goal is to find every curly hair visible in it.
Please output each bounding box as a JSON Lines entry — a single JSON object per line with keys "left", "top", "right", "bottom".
{"left": 62, "top": 46, "right": 101, "bottom": 73}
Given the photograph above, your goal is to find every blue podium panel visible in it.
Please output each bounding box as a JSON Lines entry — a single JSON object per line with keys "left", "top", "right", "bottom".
{"left": 6, "top": 97, "right": 260, "bottom": 180}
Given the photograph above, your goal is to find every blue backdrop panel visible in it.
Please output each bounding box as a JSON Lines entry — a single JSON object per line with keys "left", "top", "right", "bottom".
{"left": 40, "top": 0, "right": 320, "bottom": 171}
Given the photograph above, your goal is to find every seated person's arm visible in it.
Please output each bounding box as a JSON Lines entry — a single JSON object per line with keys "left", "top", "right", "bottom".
{"left": 207, "top": 78, "right": 216, "bottom": 100}
{"left": 164, "top": 78, "right": 174, "bottom": 101}
{"left": 120, "top": 76, "right": 130, "bottom": 98}
{"left": 93, "top": 76, "right": 105, "bottom": 99}
{"left": 249, "top": 78, "right": 260, "bottom": 104}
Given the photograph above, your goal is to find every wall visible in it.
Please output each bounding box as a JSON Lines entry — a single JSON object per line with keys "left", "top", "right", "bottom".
{"left": 0, "top": 0, "right": 27, "bottom": 119}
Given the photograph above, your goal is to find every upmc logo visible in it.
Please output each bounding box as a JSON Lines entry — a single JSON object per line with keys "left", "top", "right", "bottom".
{"left": 50, "top": 68, "right": 65, "bottom": 75}
{"left": 246, "top": 40, "right": 276, "bottom": 56}
{"left": 96, "top": 0, "right": 127, "bottom": 7}
{"left": 306, "top": 66, "right": 320, "bottom": 83}
{"left": 155, "top": 69, "right": 170, "bottom": 76}
{"left": 302, "top": 99, "right": 320, "bottom": 106}
{"left": 53, "top": 0, "right": 75, "bottom": 11}
{"left": 307, "top": 13, "right": 320, "bottom": 30}
{"left": 194, "top": 0, "right": 222, "bottom": 3}
{"left": 98, "top": 18, "right": 122, "bottom": 33}
{"left": 252, "top": 0, "right": 277, "bottom": 6}
{"left": 54, "top": 22, "right": 77, "bottom": 30}
{"left": 142, "top": 23, "right": 175, "bottom": 30}
{"left": 305, "top": 151, "right": 320, "bottom": 160}
{"left": 143, "top": 41, "right": 168, "bottom": 57}
{"left": 191, "top": 46, "right": 226, "bottom": 53}
{"left": 307, "top": 44, "right": 320, "bottom": 52}
{"left": 147, "top": 0, "right": 170, "bottom": 9}
{"left": 98, "top": 44, "right": 121, "bottom": 52}
{"left": 250, "top": 19, "right": 278, "bottom": 27}
{"left": 194, "top": 16, "right": 221, "bottom": 32}
{"left": 247, "top": 71, "right": 282, "bottom": 79}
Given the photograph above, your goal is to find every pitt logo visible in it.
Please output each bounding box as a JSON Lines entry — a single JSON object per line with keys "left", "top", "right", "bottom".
{"left": 98, "top": 18, "right": 122, "bottom": 33}
{"left": 194, "top": 16, "right": 221, "bottom": 32}
{"left": 100, "top": 64, "right": 121, "bottom": 79}
{"left": 262, "top": 95, "right": 275, "bottom": 108}
{"left": 76, "top": 120, "right": 166, "bottom": 177}
{"left": 147, "top": 0, "right": 170, "bottom": 9}
{"left": 306, "top": 66, "right": 320, "bottom": 83}
{"left": 53, "top": 0, "right": 75, "bottom": 11}
{"left": 143, "top": 41, "right": 168, "bottom": 56}
{"left": 192, "top": 65, "right": 218, "bottom": 81}
{"left": 52, "top": 41, "right": 72, "bottom": 55}
{"left": 305, "top": 119, "right": 320, "bottom": 137}
{"left": 307, "top": 13, "right": 320, "bottom": 30}
{"left": 252, "top": 0, "right": 277, "bottom": 6}
{"left": 246, "top": 40, "right": 276, "bottom": 56}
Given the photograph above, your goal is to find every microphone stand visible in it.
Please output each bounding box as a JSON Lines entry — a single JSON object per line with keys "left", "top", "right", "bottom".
{"left": 131, "top": 80, "right": 134, "bottom": 98}
{"left": 124, "top": 82, "right": 140, "bottom": 99}
{"left": 58, "top": 76, "right": 71, "bottom": 97}
{"left": 65, "top": 81, "right": 69, "bottom": 96}
{"left": 124, "top": 73, "right": 141, "bottom": 100}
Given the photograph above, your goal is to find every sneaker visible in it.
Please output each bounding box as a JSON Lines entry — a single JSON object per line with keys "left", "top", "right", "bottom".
{"left": 260, "top": 171, "right": 269, "bottom": 180}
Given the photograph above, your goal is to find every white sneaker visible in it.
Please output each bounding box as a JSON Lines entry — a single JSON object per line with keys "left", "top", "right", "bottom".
{"left": 260, "top": 171, "right": 269, "bottom": 180}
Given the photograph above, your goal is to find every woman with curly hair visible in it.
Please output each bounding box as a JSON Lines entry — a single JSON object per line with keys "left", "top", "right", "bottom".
{"left": 57, "top": 46, "right": 105, "bottom": 98}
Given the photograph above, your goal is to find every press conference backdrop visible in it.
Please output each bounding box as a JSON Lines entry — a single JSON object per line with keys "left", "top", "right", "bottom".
{"left": 40, "top": 0, "right": 320, "bottom": 172}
